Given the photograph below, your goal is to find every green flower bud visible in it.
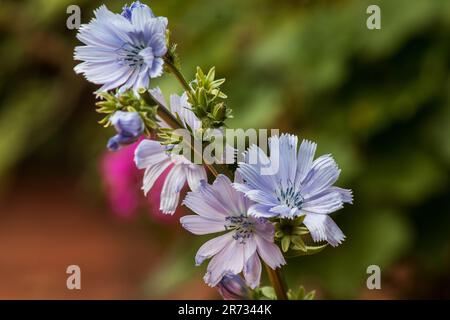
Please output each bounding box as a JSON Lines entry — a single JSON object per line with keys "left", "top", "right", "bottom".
{"left": 212, "top": 102, "right": 226, "bottom": 122}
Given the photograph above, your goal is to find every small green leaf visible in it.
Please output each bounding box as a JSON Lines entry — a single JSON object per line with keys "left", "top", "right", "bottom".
{"left": 292, "top": 226, "right": 309, "bottom": 235}
{"left": 285, "top": 243, "right": 328, "bottom": 258}
{"left": 210, "top": 78, "right": 226, "bottom": 89}
{"left": 298, "top": 286, "right": 306, "bottom": 299}
{"left": 287, "top": 289, "right": 296, "bottom": 300}
{"left": 304, "top": 290, "right": 316, "bottom": 300}
{"left": 206, "top": 67, "right": 215, "bottom": 84}
{"left": 196, "top": 66, "right": 205, "bottom": 83}
{"left": 281, "top": 236, "right": 291, "bottom": 252}
{"left": 274, "top": 230, "right": 284, "bottom": 238}
{"left": 291, "top": 236, "right": 307, "bottom": 252}
{"left": 260, "top": 286, "right": 277, "bottom": 300}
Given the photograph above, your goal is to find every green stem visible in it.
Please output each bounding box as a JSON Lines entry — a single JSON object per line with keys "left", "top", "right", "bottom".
{"left": 264, "top": 263, "right": 288, "bottom": 300}
{"left": 162, "top": 57, "right": 234, "bottom": 179}
{"left": 162, "top": 54, "right": 287, "bottom": 298}
{"left": 142, "top": 89, "right": 222, "bottom": 178}
{"left": 163, "top": 57, "right": 191, "bottom": 92}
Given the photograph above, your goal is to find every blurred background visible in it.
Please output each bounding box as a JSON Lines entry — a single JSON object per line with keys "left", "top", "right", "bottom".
{"left": 0, "top": 0, "right": 449, "bottom": 299}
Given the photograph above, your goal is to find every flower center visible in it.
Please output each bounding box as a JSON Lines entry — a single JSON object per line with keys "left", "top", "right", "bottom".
{"left": 117, "top": 43, "right": 151, "bottom": 69}
{"left": 225, "top": 215, "right": 254, "bottom": 243}
{"left": 276, "top": 185, "right": 304, "bottom": 209}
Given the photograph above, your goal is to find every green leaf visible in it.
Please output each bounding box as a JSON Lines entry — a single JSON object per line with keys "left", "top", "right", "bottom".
{"left": 206, "top": 67, "right": 215, "bottom": 84}
{"left": 298, "top": 286, "right": 306, "bottom": 299}
{"left": 285, "top": 243, "right": 328, "bottom": 258}
{"left": 260, "top": 286, "right": 277, "bottom": 300}
{"left": 281, "top": 236, "right": 291, "bottom": 252}
{"left": 291, "top": 236, "right": 307, "bottom": 252}
{"left": 304, "top": 290, "right": 316, "bottom": 300}
{"left": 274, "top": 230, "right": 284, "bottom": 238}
{"left": 196, "top": 66, "right": 205, "bottom": 84}
{"left": 210, "top": 78, "right": 226, "bottom": 89}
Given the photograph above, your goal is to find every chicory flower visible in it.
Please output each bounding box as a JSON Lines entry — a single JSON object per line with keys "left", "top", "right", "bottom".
{"left": 181, "top": 174, "right": 285, "bottom": 288}
{"left": 234, "top": 134, "right": 352, "bottom": 247}
{"left": 74, "top": 3, "right": 167, "bottom": 94}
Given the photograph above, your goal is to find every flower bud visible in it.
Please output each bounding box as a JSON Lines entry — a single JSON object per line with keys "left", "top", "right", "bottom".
{"left": 121, "top": 1, "right": 153, "bottom": 21}
{"left": 212, "top": 102, "right": 226, "bottom": 122}
{"left": 217, "top": 274, "right": 250, "bottom": 300}
{"left": 107, "top": 111, "right": 144, "bottom": 151}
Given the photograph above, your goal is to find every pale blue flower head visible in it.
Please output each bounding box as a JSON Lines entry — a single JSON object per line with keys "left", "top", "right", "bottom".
{"left": 74, "top": 4, "right": 167, "bottom": 94}
{"left": 107, "top": 111, "right": 144, "bottom": 151}
{"left": 180, "top": 174, "right": 285, "bottom": 288}
{"left": 234, "top": 134, "right": 353, "bottom": 247}
{"left": 217, "top": 274, "right": 249, "bottom": 300}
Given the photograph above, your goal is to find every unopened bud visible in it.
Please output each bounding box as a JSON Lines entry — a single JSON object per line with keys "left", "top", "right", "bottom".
{"left": 107, "top": 111, "right": 144, "bottom": 151}
{"left": 212, "top": 103, "right": 226, "bottom": 122}
{"left": 217, "top": 274, "right": 249, "bottom": 300}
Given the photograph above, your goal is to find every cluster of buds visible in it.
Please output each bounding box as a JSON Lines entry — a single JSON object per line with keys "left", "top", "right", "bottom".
{"left": 187, "top": 67, "right": 232, "bottom": 129}
{"left": 96, "top": 90, "right": 159, "bottom": 136}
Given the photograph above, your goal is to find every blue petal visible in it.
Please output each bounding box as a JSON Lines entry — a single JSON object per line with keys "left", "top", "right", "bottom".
{"left": 303, "top": 214, "right": 345, "bottom": 247}
{"left": 217, "top": 273, "right": 249, "bottom": 300}
{"left": 270, "top": 134, "right": 298, "bottom": 189}
{"left": 122, "top": 1, "right": 153, "bottom": 21}
{"left": 131, "top": 5, "right": 156, "bottom": 32}
{"left": 295, "top": 139, "right": 317, "bottom": 188}
{"left": 106, "top": 133, "right": 137, "bottom": 151}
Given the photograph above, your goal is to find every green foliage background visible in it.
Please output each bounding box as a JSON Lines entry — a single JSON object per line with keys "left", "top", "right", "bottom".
{"left": 0, "top": 0, "right": 449, "bottom": 298}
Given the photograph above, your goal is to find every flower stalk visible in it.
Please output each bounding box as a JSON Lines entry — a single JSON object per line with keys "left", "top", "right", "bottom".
{"left": 163, "top": 56, "right": 191, "bottom": 93}
{"left": 140, "top": 88, "right": 222, "bottom": 178}
{"left": 158, "top": 61, "right": 235, "bottom": 179}
{"left": 264, "top": 263, "right": 288, "bottom": 300}
{"left": 162, "top": 57, "right": 289, "bottom": 300}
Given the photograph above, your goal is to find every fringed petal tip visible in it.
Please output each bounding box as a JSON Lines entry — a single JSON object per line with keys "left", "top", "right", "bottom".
{"left": 160, "top": 203, "right": 176, "bottom": 215}
{"left": 343, "top": 189, "right": 354, "bottom": 204}
{"left": 304, "top": 214, "right": 346, "bottom": 247}
{"left": 203, "top": 273, "right": 214, "bottom": 288}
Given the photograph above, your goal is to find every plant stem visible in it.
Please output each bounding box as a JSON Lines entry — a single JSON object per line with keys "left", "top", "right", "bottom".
{"left": 264, "top": 263, "right": 288, "bottom": 300}
{"left": 142, "top": 90, "right": 220, "bottom": 177}
{"left": 163, "top": 57, "right": 191, "bottom": 92}
{"left": 161, "top": 58, "right": 234, "bottom": 179}
{"left": 162, "top": 55, "right": 287, "bottom": 298}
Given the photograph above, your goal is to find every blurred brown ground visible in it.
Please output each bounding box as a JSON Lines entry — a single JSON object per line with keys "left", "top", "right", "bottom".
{"left": 0, "top": 177, "right": 215, "bottom": 299}
{"left": 1, "top": 176, "right": 447, "bottom": 299}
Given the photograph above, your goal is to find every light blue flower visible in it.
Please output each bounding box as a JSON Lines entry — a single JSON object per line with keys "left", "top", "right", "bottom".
{"left": 74, "top": 4, "right": 167, "bottom": 94}
{"left": 107, "top": 111, "right": 144, "bottom": 151}
{"left": 181, "top": 174, "right": 285, "bottom": 288}
{"left": 134, "top": 89, "right": 207, "bottom": 214}
{"left": 217, "top": 273, "right": 249, "bottom": 300}
{"left": 234, "top": 134, "right": 353, "bottom": 247}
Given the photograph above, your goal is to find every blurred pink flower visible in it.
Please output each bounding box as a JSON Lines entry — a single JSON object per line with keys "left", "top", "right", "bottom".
{"left": 100, "top": 140, "right": 182, "bottom": 223}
